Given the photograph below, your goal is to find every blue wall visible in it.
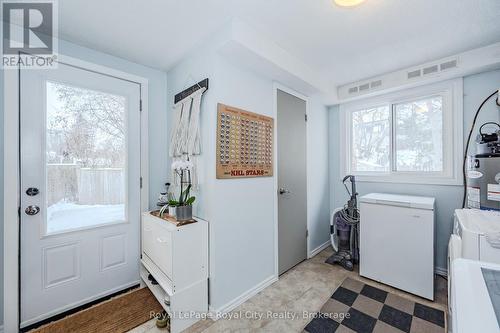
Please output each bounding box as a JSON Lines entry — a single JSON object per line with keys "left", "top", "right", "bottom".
{"left": 0, "top": 40, "right": 168, "bottom": 328}
{"left": 329, "top": 69, "right": 500, "bottom": 271}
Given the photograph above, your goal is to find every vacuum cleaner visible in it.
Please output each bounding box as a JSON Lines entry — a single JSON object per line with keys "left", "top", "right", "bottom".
{"left": 328, "top": 175, "right": 360, "bottom": 271}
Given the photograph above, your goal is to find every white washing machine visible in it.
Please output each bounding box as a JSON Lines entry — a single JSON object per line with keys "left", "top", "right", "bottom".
{"left": 452, "top": 209, "right": 500, "bottom": 265}
{"left": 447, "top": 234, "right": 462, "bottom": 333}
{"left": 448, "top": 209, "right": 500, "bottom": 332}
{"left": 451, "top": 259, "right": 500, "bottom": 333}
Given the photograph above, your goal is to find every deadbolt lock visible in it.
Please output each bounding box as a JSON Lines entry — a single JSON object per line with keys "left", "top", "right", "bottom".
{"left": 25, "top": 205, "right": 40, "bottom": 216}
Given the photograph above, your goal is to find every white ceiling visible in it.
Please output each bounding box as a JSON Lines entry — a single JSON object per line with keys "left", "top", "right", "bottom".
{"left": 59, "top": 0, "right": 500, "bottom": 86}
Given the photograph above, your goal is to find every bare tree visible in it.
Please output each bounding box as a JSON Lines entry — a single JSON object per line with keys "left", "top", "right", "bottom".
{"left": 47, "top": 82, "right": 126, "bottom": 168}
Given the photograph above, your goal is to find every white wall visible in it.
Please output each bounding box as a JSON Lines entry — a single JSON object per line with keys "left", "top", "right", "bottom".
{"left": 210, "top": 56, "right": 276, "bottom": 311}
{"left": 167, "top": 30, "right": 330, "bottom": 312}
{"left": 166, "top": 44, "right": 218, "bottom": 221}
{"left": 167, "top": 44, "right": 276, "bottom": 312}
{"left": 306, "top": 96, "right": 331, "bottom": 251}
{"left": 329, "top": 69, "right": 500, "bottom": 271}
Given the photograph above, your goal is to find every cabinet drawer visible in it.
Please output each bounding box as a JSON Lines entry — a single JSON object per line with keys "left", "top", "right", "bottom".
{"left": 143, "top": 217, "right": 173, "bottom": 279}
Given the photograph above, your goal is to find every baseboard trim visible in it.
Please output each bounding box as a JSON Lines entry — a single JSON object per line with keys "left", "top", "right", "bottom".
{"left": 309, "top": 240, "right": 331, "bottom": 258}
{"left": 435, "top": 266, "right": 448, "bottom": 277}
{"left": 209, "top": 274, "right": 278, "bottom": 319}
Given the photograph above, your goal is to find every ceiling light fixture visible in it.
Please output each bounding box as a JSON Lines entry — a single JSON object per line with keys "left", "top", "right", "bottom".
{"left": 333, "top": 0, "right": 366, "bottom": 7}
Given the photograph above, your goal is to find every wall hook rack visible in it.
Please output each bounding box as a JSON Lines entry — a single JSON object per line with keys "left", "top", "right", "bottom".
{"left": 174, "top": 78, "right": 209, "bottom": 104}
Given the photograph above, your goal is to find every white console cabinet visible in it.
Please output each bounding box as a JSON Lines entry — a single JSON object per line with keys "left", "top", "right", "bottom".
{"left": 141, "top": 212, "right": 208, "bottom": 333}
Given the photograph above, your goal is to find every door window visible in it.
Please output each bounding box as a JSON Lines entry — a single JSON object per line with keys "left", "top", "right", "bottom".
{"left": 46, "top": 81, "right": 127, "bottom": 234}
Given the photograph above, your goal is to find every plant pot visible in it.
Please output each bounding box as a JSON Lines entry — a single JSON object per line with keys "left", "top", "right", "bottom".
{"left": 169, "top": 206, "right": 176, "bottom": 218}
{"left": 175, "top": 205, "right": 192, "bottom": 221}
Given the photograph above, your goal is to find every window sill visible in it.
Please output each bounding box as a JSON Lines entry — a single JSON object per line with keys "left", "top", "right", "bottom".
{"left": 349, "top": 174, "right": 463, "bottom": 186}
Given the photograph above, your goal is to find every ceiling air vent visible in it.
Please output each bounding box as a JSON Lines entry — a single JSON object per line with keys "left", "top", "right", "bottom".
{"left": 359, "top": 83, "right": 370, "bottom": 91}
{"left": 339, "top": 56, "right": 461, "bottom": 100}
{"left": 440, "top": 59, "right": 457, "bottom": 71}
{"left": 423, "top": 65, "right": 438, "bottom": 75}
{"left": 407, "top": 69, "right": 421, "bottom": 79}
{"left": 347, "top": 80, "right": 383, "bottom": 95}
{"left": 348, "top": 86, "right": 358, "bottom": 94}
{"left": 406, "top": 57, "right": 458, "bottom": 80}
{"left": 370, "top": 80, "right": 382, "bottom": 88}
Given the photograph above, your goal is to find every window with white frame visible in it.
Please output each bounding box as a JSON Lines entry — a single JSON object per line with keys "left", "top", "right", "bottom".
{"left": 340, "top": 79, "right": 463, "bottom": 185}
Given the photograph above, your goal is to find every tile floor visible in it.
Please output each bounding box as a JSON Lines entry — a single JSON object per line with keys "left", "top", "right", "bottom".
{"left": 306, "top": 277, "right": 445, "bottom": 332}
{"left": 130, "top": 246, "right": 447, "bottom": 333}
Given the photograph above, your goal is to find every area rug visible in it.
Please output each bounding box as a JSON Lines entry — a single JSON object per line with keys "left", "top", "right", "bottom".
{"left": 304, "top": 277, "right": 445, "bottom": 333}
{"left": 28, "top": 287, "right": 163, "bottom": 333}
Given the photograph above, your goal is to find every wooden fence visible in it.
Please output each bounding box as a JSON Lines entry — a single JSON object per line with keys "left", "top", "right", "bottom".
{"left": 47, "top": 164, "right": 125, "bottom": 206}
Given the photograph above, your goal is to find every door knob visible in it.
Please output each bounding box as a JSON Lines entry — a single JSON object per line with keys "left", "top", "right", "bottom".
{"left": 26, "top": 187, "right": 39, "bottom": 196}
{"left": 25, "top": 205, "right": 40, "bottom": 216}
{"left": 279, "top": 188, "right": 291, "bottom": 195}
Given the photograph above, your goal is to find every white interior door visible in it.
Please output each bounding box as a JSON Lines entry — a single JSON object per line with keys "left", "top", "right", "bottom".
{"left": 20, "top": 62, "right": 142, "bottom": 327}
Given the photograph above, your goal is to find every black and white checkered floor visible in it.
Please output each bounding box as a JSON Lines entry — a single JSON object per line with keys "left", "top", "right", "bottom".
{"left": 304, "top": 277, "right": 445, "bottom": 333}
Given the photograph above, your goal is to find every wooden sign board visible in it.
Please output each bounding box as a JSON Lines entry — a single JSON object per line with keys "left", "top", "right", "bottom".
{"left": 216, "top": 104, "right": 274, "bottom": 179}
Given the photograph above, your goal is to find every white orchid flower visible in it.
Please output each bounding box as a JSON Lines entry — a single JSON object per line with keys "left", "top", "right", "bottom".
{"left": 171, "top": 159, "right": 194, "bottom": 171}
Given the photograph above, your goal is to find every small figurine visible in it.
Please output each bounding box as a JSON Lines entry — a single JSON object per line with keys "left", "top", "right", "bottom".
{"left": 157, "top": 182, "right": 171, "bottom": 206}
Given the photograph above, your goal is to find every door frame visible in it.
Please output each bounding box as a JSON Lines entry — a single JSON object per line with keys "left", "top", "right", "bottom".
{"left": 273, "top": 83, "right": 310, "bottom": 279}
{"left": 3, "top": 54, "right": 149, "bottom": 332}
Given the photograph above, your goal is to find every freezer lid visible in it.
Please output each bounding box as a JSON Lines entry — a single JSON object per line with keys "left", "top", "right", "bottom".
{"left": 360, "top": 193, "right": 435, "bottom": 210}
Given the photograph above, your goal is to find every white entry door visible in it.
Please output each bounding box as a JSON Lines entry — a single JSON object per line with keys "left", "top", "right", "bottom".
{"left": 20, "top": 62, "right": 142, "bottom": 327}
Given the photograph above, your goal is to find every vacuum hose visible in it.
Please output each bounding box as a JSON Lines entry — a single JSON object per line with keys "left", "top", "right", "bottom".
{"left": 338, "top": 205, "right": 360, "bottom": 225}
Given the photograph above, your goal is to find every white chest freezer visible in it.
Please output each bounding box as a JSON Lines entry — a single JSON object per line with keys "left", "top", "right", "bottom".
{"left": 359, "top": 193, "right": 435, "bottom": 300}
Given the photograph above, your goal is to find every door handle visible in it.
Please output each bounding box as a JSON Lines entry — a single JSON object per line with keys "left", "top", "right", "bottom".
{"left": 25, "top": 205, "right": 40, "bottom": 216}
{"left": 279, "top": 188, "right": 291, "bottom": 195}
